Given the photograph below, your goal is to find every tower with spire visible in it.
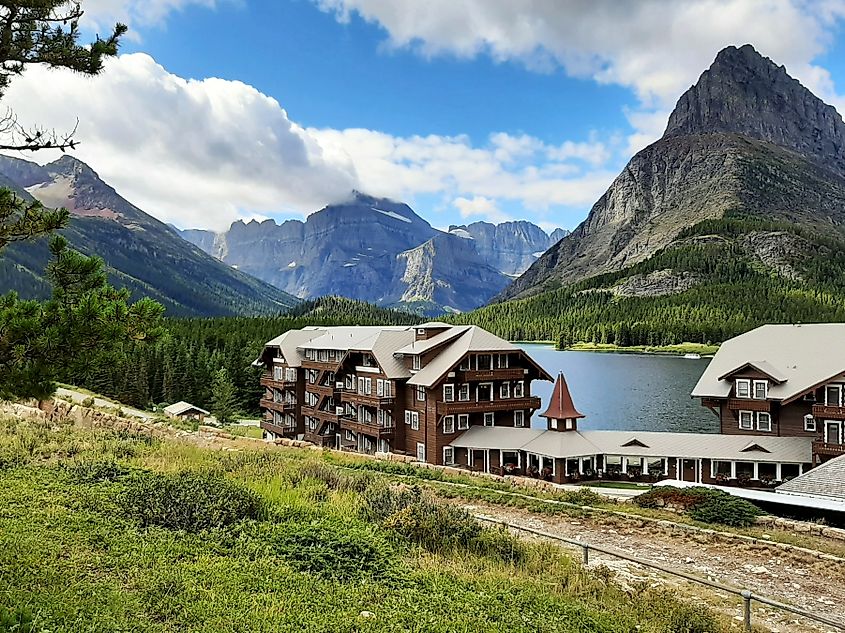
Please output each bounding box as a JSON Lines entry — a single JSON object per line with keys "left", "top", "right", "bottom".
{"left": 539, "top": 372, "right": 584, "bottom": 432}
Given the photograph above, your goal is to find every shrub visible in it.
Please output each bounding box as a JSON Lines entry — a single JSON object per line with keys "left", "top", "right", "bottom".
{"left": 0, "top": 606, "right": 35, "bottom": 633}
{"left": 560, "top": 487, "right": 604, "bottom": 506}
{"left": 635, "top": 486, "right": 761, "bottom": 527}
{"left": 232, "top": 518, "right": 398, "bottom": 583}
{"left": 81, "top": 396, "right": 95, "bottom": 408}
{"left": 65, "top": 458, "right": 130, "bottom": 483}
{"left": 120, "top": 470, "right": 265, "bottom": 532}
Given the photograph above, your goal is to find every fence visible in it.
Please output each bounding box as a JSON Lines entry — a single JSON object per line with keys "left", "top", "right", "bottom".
{"left": 475, "top": 514, "right": 845, "bottom": 632}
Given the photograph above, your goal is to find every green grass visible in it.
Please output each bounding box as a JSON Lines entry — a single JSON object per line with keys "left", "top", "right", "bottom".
{"left": 565, "top": 342, "right": 719, "bottom": 355}
{"left": 0, "top": 414, "right": 731, "bottom": 632}
{"left": 581, "top": 481, "right": 653, "bottom": 490}
{"left": 225, "top": 424, "right": 264, "bottom": 439}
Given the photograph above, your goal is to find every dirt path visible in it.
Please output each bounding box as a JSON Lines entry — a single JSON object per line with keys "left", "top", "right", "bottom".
{"left": 459, "top": 500, "right": 845, "bottom": 633}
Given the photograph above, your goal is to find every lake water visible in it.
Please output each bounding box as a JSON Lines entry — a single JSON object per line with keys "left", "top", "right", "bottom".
{"left": 521, "top": 344, "right": 717, "bottom": 434}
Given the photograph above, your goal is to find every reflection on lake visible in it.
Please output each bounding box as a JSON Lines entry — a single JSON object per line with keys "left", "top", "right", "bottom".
{"left": 521, "top": 344, "right": 717, "bottom": 434}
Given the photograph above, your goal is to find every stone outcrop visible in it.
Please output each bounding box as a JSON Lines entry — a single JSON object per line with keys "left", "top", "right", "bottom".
{"left": 497, "top": 44, "right": 845, "bottom": 301}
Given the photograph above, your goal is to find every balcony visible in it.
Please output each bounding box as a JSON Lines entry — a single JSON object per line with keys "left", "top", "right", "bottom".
{"left": 812, "top": 404, "right": 845, "bottom": 420}
{"left": 301, "top": 359, "right": 341, "bottom": 371}
{"left": 813, "top": 441, "right": 845, "bottom": 458}
{"left": 311, "top": 383, "right": 336, "bottom": 398}
{"left": 727, "top": 398, "right": 771, "bottom": 412}
{"left": 301, "top": 406, "right": 339, "bottom": 422}
{"left": 260, "top": 420, "right": 295, "bottom": 437}
{"left": 437, "top": 396, "right": 541, "bottom": 415}
{"left": 340, "top": 418, "right": 394, "bottom": 438}
{"left": 260, "top": 374, "right": 295, "bottom": 389}
{"left": 340, "top": 391, "right": 395, "bottom": 407}
{"left": 260, "top": 398, "right": 295, "bottom": 413}
{"left": 459, "top": 368, "right": 526, "bottom": 382}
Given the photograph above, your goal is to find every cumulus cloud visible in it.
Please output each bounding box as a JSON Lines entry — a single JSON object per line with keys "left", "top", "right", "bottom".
{"left": 3, "top": 53, "right": 612, "bottom": 230}
{"left": 315, "top": 0, "right": 845, "bottom": 149}
{"left": 4, "top": 54, "right": 357, "bottom": 230}
{"left": 80, "top": 0, "right": 225, "bottom": 32}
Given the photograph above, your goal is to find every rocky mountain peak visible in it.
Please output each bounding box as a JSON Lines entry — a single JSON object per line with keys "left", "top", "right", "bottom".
{"left": 664, "top": 44, "right": 845, "bottom": 177}
{"left": 45, "top": 154, "right": 98, "bottom": 180}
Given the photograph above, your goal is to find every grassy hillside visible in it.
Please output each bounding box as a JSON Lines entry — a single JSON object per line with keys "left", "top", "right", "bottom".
{"left": 451, "top": 213, "right": 845, "bottom": 346}
{"left": 0, "top": 414, "right": 729, "bottom": 632}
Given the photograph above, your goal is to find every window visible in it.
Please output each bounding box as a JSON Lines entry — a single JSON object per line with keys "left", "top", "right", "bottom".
{"left": 550, "top": 418, "right": 558, "bottom": 430}
{"left": 411, "top": 412, "right": 420, "bottom": 430}
{"left": 497, "top": 353, "right": 509, "bottom": 368}
{"left": 365, "top": 377, "right": 372, "bottom": 395}
{"left": 416, "top": 442, "right": 426, "bottom": 462}
{"left": 457, "top": 414, "right": 469, "bottom": 430}
{"left": 739, "top": 411, "right": 753, "bottom": 430}
{"left": 477, "top": 383, "right": 493, "bottom": 402}
{"left": 499, "top": 382, "right": 510, "bottom": 399}
{"left": 803, "top": 390, "right": 817, "bottom": 402}
{"left": 416, "top": 385, "right": 426, "bottom": 401}
{"left": 565, "top": 418, "right": 574, "bottom": 430}
{"left": 735, "top": 379, "right": 751, "bottom": 399}
{"left": 273, "top": 366, "right": 284, "bottom": 381}
{"left": 826, "top": 385, "right": 843, "bottom": 407}
{"left": 513, "top": 381, "right": 524, "bottom": 398}
{"left": 404, "top": 411, "right": 412, "bottom": 425}
{"left": 443, "top": 384, "right": 455, "bottom": 402}
{"left": 484, "top": 412, "right": 495, "bottom": 427}
{"left": 345, "top": 430, "right": 355, "bottom": 441}
{"left": 514, "top": 410, "right": 525, "bottom": 428}
{"left": 443, "top": 447, "right": 455, "bottom": 465}
{"left": 377, "top": 379, "right": 384, "bottom": 397}
{"left": 458, "top": 384, "right": 470, "bottom": 401}
{"left": 804, "top": 414, "right": 816, "bottom": 432}
{"left": 443, "top": 415, "right": 455, "bottom": 434}
{"left": 285, "top": 368, "right": 297, "bottom": 382}
{"left": 477, "top": 354, "right": 493, "bottom": 370}
{"left": 357, "top": 377, "right": 365, "bottom": 395}
{"left": 459, "top": 357, "right": 470, "bottom": 371}
{"left": 753, "top": 380, "right": 768, "bottom": 400}
{"left": 756, "top": 412, "right": 772, "bottom": 432}
{"left": 412, "top": 355, "right": 421, "bottom": 371}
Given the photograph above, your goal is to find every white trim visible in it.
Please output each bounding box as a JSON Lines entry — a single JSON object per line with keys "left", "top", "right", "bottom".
{"left": 756, "top": 411, "right": 772, "bottom": 432}
{"left": 738, "top": 410, "right": 753, "bottom": 430}
{"left": 457, "top": 414, "right": 469, "bottom": 430}
{"left": 825, "top": 384, "right": 843, "bottom": 407}
{"left": 442, "top": 446, "right": 454, "bottom": 465}
{"left": 416, "top": 442, "right": 426, "bottom": 462}
{"left": 804, "top": 414, "right": 816, "bottom": 432}
{"left": 443, "top": 415, "right": 455, "bottom": 434}
{"left": 514, "top": 410, "right": 525, "bottom": 428}
{"left": 752, "top": 380, "right": 768, "bottom": 400}
{"left": 735, "top": 379, "right": 751, "bottom": 399}
{"left": 443, "top": 384, "right": 455, "bottom": 402}
{"left": 483, "top": 411, "right": 495, "bottom": 427}
{"left": 476, "top": 382, "right": 494, "bottom": 402}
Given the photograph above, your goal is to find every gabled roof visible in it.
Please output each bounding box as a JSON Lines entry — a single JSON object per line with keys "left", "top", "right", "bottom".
{"left": 407, "top": 326, "right": 552, "bottom": 387}
{"left": 450, "top": 427, "right": 812, "bottom": 463}
{"left": 164, "top": 401, "right": 209, "bottom": 416}
{"left": 777, "top": 454, "right": 845, "bottom": 501}
{"left": 691, "top": 324, "right": 845, "bottom": 401}
{"left": 539, "top": 373, "right": 584, "bottom": 420}
{"left": 394, "top": 326, "right": 470, "bottom": 356}
{"left": 263, "top": 328, "right": 326, "bottom": 368}
{"left": 717, "top": 360, "right": 788, "bottom": 384}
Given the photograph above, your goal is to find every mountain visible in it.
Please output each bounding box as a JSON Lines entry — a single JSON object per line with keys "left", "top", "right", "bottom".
{"left": 179, "top": 194, "right": 563, "bottom": 314}
{"left": 0, "top": 155, "right": 298, "bottom": 316}
{"left": 451, "top": 45, "right": 845, "bottom": 345}
{"left": 447, "top": 221, "right": 568, "bottom": 276}
{"left": 497, "top": 44, "right": 845, "bottom": 302}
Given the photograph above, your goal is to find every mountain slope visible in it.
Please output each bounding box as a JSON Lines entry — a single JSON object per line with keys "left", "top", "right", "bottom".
{"left": 178, "top": 193, "right": 555, "bottom": 314}
{"left": 498, "top": 44, "right": 845, "bottom": 302}
{"left": 0, "top": 155, "right": 298, "bottom": 316}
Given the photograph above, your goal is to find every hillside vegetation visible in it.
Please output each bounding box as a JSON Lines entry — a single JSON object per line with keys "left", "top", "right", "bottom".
{"left": 452, "top": 213, "right": 845, "bottom": 346}
{"left": 0, "top": 414, "right": 730, "bottom": 632}
{"left": 58, "top": 297, "right": 422, "bottom": 415}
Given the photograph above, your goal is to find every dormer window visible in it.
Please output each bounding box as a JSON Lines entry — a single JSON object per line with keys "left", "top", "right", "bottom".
{"left": 735, "top": 379, "right": 751, "bottom": 398}
{"left": 753, "top": 380, "right": 768, "bottom": 400}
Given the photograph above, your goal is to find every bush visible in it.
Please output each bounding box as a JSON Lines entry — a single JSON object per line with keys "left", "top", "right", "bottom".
{"left": 120, "top": 470, "right": 265, "bottom": 532}
{"left": 65, "top": 458, "right": 130, "bottom": 483}
{"left": 81, "top": 396, "right": 95, "bottom": 408}
{"left": 232, "top": 518, "right": 398, "bottom": 583}
{"left": 0, "top": 606, "right": 35, "bottom": 633}
{"left": 635, "top": 486, "right": 761, "bottom": 527}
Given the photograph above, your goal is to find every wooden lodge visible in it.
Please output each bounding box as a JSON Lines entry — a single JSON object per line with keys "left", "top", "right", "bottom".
{"left": 255, "top": 322, "right": 552, "bottom": 463}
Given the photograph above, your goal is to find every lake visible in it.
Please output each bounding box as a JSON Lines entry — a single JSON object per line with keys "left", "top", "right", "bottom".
{"left": 521, "top": 344, "right": 717, "bottom": 434}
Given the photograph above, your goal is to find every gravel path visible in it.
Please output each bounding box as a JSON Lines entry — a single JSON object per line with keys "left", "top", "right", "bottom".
{"left": 460, "top": 501, "right": 845, "bottom": 633}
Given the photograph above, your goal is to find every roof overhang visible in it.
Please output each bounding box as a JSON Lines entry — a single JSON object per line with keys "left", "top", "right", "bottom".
{"left": 717, "top": 361, "right": 787, "bottom": 384}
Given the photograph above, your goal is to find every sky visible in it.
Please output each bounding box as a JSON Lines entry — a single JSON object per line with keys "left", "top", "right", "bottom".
{"left": 6, "top": 0, "right": 845, "bottom": 232}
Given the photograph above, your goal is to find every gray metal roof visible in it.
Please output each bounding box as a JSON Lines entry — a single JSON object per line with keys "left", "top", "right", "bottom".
{"left": 450, "top": 427, "right": 812, "bottom": 463}
{"left": 164, "top": 401, "right": 209, "bottom": 416}
{"left": 265, "top": 329, "right": 326, "bottom": 368}
{"left": 777, "top": 454, "right": 845, "bottom": 500}
{"left": 691, "top": 324, "right": 845, "bottom": 401}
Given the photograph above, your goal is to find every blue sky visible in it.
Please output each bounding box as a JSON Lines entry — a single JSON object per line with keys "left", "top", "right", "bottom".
{"left": 8, "top": 1, "right": 845, "bottom": 231}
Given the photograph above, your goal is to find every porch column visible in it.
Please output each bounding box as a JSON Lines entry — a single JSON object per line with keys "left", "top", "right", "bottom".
{"left": 753, "top": 462, "right": 759, "bottom": 480}
{"left": 564, "top": 458, "right": 569, "bottom": 477}
{"left": 730, "top": 461, "right": 737, "bottom": 479}
{"left": 697, "top": 459, "right": 702, "bottom": 483}
{"left": 798, "top": 463, "right": 803, "bottom": 476}
{"left": 517, "top": 452, "right": 522, "bottom": 468}
{"left": 621, "top": 457, "right": 628, "bottom": 475}
{"left": 578, "top": 457, "right": 585, "bottom": 475}
{"left": 663, "top": 459, "right": 669, "bottom": 476}
{"left": 776, "top": 463, "right": 782, "bottom": 481}
{"left": 641, "top": 457, "right": 648, "bottom": 474}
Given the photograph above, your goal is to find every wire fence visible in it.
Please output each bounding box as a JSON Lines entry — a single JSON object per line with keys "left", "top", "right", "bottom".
{"left": 475, "top": 514, "right": 845, "bottom": 632}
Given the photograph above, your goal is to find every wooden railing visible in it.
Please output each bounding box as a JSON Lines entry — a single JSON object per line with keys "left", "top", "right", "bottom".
{"left": 812, "top": 404, "right": 845, "bottom": 420}
{"left": 813, "top": 441, "right": 845, "bottom": 457}
{"left": 340, "top": 418, "right": 394, "bottom": 438}
{"left": 259, "top": 374, "right": 295, "bottom": 388}
{"left": 727, "top": 398, "right": 770, "bottom": 412}
{"left": 460, "top": 368, "right": 526, "bottom": 381}
{"left": 260, "top": 420, "right": 294, "bottom": 436}
{"left": 259, "top": 398, "right": 295, "bottom": 413}
{"left": 301, "top": 406, "right": 339, "bottom": 421}
{"left": 437, "top": 396, "right": 541, "bottom": 415}
{"left": 339, "top": 391, "right": 395, "bottom": 407}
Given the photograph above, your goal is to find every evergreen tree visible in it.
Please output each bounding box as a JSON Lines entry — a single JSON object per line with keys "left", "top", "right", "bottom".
{"left": 210, "top": 367, "right": 237, "bottom": 425}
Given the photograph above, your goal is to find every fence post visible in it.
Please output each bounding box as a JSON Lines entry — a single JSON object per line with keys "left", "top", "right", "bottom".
{"left": 582, "top": 544, "right": 589, "bottom": 566}
{"left": 741, "top": 590, "right": 752, "bottom": 632}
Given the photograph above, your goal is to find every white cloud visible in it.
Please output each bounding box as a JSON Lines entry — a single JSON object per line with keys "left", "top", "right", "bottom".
{"left": 315, "top": 0, "right": 845, "bottom": 151}
{"left": 3, "top": 53, "right": 610, "bottom": 230}
{"left": 4, "top": 54, "right": 357, "bottom": 230}
{"left": 80, "top": 0, "right": 224, "bottom": 32}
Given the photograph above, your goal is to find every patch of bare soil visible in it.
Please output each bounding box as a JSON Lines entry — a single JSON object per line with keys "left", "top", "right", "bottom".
{"left": 459, "top": 501, "right": 845, "bottom": 633}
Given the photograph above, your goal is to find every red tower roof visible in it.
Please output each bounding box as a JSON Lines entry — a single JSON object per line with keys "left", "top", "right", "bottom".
{"left": 540, "top": 373, "right": 584, "bottom": 420}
